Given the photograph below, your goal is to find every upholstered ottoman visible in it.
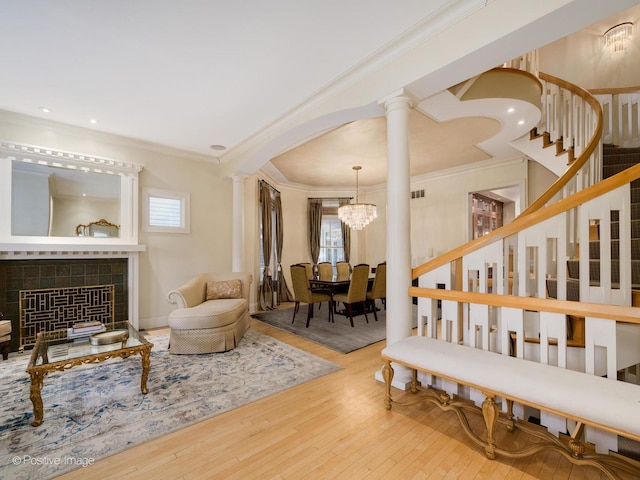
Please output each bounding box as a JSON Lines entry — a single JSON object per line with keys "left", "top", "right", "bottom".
{"left": 0, "top": 319, "right": 12, "bottom": 360}
{"left": 167, "top": 272, "right": 252, "bottom": 354}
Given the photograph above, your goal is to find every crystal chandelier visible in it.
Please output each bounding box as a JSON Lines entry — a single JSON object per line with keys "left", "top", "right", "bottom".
{"left": 338, "top": 166, "right": 377, "bottom": 230}
{"left": 603, "top": 22, "right": 633, "bottom": 53}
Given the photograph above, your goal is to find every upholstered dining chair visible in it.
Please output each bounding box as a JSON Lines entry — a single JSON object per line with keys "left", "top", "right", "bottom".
{"left": 332, "top": 263, "right": 369, "bottom": 327}
{"left": 366, "top": 262, "right": 386, "bottom": 321}
{"left": 290, "top": 264, "right": 332, "bottom": 327}
{"left": 336, "top": 261, "right": 351, "bottom": 281}
{"left": 317, "top": 262, "right": 333, "bottom": 281}
{"left": 299, "top": 262, "right": 314, "bottom": 280}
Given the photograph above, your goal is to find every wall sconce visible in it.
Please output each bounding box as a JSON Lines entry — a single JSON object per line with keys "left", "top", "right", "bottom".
{"left": 603, "top": 22, "right": 633, "bottom": 53}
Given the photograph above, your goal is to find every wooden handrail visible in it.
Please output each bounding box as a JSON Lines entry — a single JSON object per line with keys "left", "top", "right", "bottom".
{"left": 412, "top": 162, "right": 640, "bottom": 279}
{"left": 409, "top": 287, "right": 640, "bottom": 324}
{"left": 589, "top": 86, "right": 640, "bottom": 95}
{"left": 412, "top": 71, "right": 604, "bottom": 280}
{"left": 520, "top": 72, "right": 603, "bottom": 216}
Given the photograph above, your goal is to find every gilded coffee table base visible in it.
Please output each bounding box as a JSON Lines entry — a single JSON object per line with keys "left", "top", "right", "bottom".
{"left": 29, "top": 370, "right": 45, "bottom": 427}
{"left": 27, "top": 342, "right": 153, "bottom": 427}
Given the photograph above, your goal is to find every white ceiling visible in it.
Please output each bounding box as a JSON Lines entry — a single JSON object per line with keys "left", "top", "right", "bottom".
{"left": 0, "top": 0, "right": 450, "bottom": 156}
{"left": 1, "top": 1, "right": 638, "bottom": 187}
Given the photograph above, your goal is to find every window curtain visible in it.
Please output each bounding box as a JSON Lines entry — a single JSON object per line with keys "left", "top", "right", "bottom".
{"left": 259, "top": 181, "right": 274, "bottom": 310}
{"left": 274, "top": 191, "right": 292, "bottom": 302}
{"left": 339, "top": 197, "right": 351, "bottom": 264}
{"left": 308, "top": 199, "right": 323, "bottom": 270}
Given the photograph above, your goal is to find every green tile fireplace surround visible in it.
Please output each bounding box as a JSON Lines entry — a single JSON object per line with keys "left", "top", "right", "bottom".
{"left": 0, "top": 258, "right": 128, "bottom": 354}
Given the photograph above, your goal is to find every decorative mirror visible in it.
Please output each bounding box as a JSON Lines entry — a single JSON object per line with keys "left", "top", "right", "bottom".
{"left": 12, "top": 161, "right": 121, "bottom": 237}
{"left": 0, "top": 141, "right": 143, "bottom": 244}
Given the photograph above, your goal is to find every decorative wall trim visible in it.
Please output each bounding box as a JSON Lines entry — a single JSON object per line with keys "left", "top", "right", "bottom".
{"left": 1, "top": 140, "right": 144, "bottom": 174}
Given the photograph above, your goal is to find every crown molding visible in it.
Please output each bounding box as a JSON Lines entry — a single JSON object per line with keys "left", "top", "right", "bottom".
{"left": 1, "top": 139, "right": 144, "bottom": 174}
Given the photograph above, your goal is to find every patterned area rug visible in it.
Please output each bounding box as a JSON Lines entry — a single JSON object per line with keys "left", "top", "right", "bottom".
{"left": 0, "top": 328, "right": 340, "bottom": 480}
{"left": 252, "top": 303, "right": 415, "bottom": 354}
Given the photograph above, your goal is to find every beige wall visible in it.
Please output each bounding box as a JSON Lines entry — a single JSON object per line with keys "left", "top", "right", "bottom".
{"left": 138, "top": 153, "right": 231, "bottom": 328}
{"left": 538, "top": 9, "right": 640, "bottom": 90}
{"left": 408, "top": 158, "right": 529, "bottom": 267}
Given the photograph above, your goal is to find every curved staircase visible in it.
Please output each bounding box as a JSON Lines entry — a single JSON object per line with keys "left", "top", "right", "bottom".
{"left": 411, "top": 63, "right": 640, "bottom": 461}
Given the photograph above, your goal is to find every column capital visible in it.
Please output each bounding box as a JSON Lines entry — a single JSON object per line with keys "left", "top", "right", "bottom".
{"left": 378, "top": 88, "right": 419, "bottom": 111}
{"left": 230, "top": 174, "right": 248, "bottom": 183}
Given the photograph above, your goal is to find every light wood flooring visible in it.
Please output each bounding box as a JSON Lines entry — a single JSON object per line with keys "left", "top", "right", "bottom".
{"left": 56, "top": 315, "right": 632, "bottom": 480}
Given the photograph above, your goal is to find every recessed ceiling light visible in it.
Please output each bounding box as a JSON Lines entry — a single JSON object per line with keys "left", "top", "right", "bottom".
{"left": 507, "top": 107, "right": 515, "bottom": 113}
{"left": 89, "top": 119, "right": 98, "bottom": 124}
{"left": 39, "top": 107, "right": 52, "bottom": 113}
{"left": 518, "top": 120, "right": 525, "bottom": 125}
{"left": 210, "top": 144, "right": 226, "bottom": 151}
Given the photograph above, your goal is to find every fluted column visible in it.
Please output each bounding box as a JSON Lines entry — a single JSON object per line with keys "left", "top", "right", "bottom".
{"left": 231, "top": 175, "right": 246, "bottom": 272}
{"left": 377, "top": 90, "right": 414, "bottom": 388}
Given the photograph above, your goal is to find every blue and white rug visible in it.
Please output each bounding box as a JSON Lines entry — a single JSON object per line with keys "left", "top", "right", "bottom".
{"left": 0, "top": 328, "right": 341, "bottom": 480}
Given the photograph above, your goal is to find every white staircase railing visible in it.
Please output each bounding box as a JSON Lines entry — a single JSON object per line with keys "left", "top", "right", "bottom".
{"left": 594, "top": 91, "right": 640, "bottom": 148}
{"left": 411, "top": 63, "right": 640, "bottom": 456}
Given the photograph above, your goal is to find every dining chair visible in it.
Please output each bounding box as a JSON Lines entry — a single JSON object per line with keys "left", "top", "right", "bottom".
{"left": 317, "top": 262, "right": 333, "bottom": 281}
{"left": 332, "top": 263, "right": 369, "bottom": 327}
{"left": 290, "top": 264, "right": 332, "bottom": 327}
{"left": 299, "top": 262, "right": 314, "bottom": 280}
{"left": 336, "top": 261, "right": 350, "bottom": 281}
{"left": 366, "top": 262, "right": 386, "bottom": 321}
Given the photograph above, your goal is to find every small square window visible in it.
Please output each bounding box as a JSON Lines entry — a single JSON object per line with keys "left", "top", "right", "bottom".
{"left": 142, "top": 188, "right": 190, "bottom": 233}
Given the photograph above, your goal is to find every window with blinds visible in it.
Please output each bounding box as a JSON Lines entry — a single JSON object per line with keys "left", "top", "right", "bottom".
{"left": 142, "top": 187, "right": 190, "bottom": 233}
{"left": 149, "top": 196, "right": 182, "bottom": 227}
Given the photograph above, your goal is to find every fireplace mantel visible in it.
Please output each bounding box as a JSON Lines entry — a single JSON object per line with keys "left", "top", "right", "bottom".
{"left": 0, "top": 243, "right": 145, "bottom": 259}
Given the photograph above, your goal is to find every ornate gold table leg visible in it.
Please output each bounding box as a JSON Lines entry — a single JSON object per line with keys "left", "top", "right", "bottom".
{"left": 410, "top": 369, "right": 420, "bottom": 393}
{"left": 569, "top": 422, "right": 586, "bottom": 458}
{"left": 505, "top": 399, "right": 516, "bottom": 432}
{"left": 29, "top": 369, "right": 45, "bottom": 427}
{"left": 140, "top": 346, "right": 151, "bottom": 394}
{"left": 482, "top": 393, "right": 499, "bottom": 460}
{"left": 382, "top": 360, "right": 394, "bottom": 410}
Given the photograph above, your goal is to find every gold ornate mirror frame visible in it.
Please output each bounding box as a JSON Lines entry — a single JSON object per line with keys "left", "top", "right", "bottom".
{"left": 76, "top": 219, "right": 120, "bottom": 238}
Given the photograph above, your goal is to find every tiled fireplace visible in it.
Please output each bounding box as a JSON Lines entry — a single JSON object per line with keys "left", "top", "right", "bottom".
{"left": 0, "top": 245, "right": 143, "bottom": 354}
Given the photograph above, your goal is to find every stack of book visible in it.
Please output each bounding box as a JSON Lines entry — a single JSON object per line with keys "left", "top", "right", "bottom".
{"left": 67, "top": 321, "right": 106, "bottom": 339}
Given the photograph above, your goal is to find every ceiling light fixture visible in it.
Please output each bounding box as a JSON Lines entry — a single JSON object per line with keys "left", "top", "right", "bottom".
{"left": 210, "top": 144, "right": 226, "bottom": 151}
{"left": 603, "top": 22, "right": 633, "bottom": 53}
{"left": 338, "top": 166, "right": 377, "bottom": 230}
{"left": 39, "top": 107, "right": 52, "bottom": 113}
{"left": 90, "top": 119, "right": 98, "bottom": 124}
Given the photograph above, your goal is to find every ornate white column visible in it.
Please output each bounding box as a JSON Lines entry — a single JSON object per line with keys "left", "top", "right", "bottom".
{"left": 231, "top": 175, "right": 247, "bottom": 272}
{"left": 377, "top": 90, "right": 414, "bottom": 389}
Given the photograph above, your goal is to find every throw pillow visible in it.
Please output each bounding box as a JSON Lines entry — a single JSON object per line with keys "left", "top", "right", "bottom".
{"left": 206, "top": 279, "right": 242, "bottom": 300}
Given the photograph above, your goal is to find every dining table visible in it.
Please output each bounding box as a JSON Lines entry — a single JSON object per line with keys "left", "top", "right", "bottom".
{"left": 308, "top": 276, "right": 374, "bottom": 321}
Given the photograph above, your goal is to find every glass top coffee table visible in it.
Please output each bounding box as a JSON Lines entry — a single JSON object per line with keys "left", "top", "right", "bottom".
{"left": 27, "top": 321, "right": 153, "bottom": 427}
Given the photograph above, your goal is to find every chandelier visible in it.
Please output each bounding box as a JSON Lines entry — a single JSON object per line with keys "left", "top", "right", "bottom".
{"left": 338, "top": 166, "right": 377, "bottom": 230}
{"left": 603, "top": 22, "right": 633, "bottom": 53}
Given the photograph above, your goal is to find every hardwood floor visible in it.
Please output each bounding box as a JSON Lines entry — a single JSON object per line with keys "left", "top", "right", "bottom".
{"left": 56, "top": 317, "right": 630, "bottom": 480}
